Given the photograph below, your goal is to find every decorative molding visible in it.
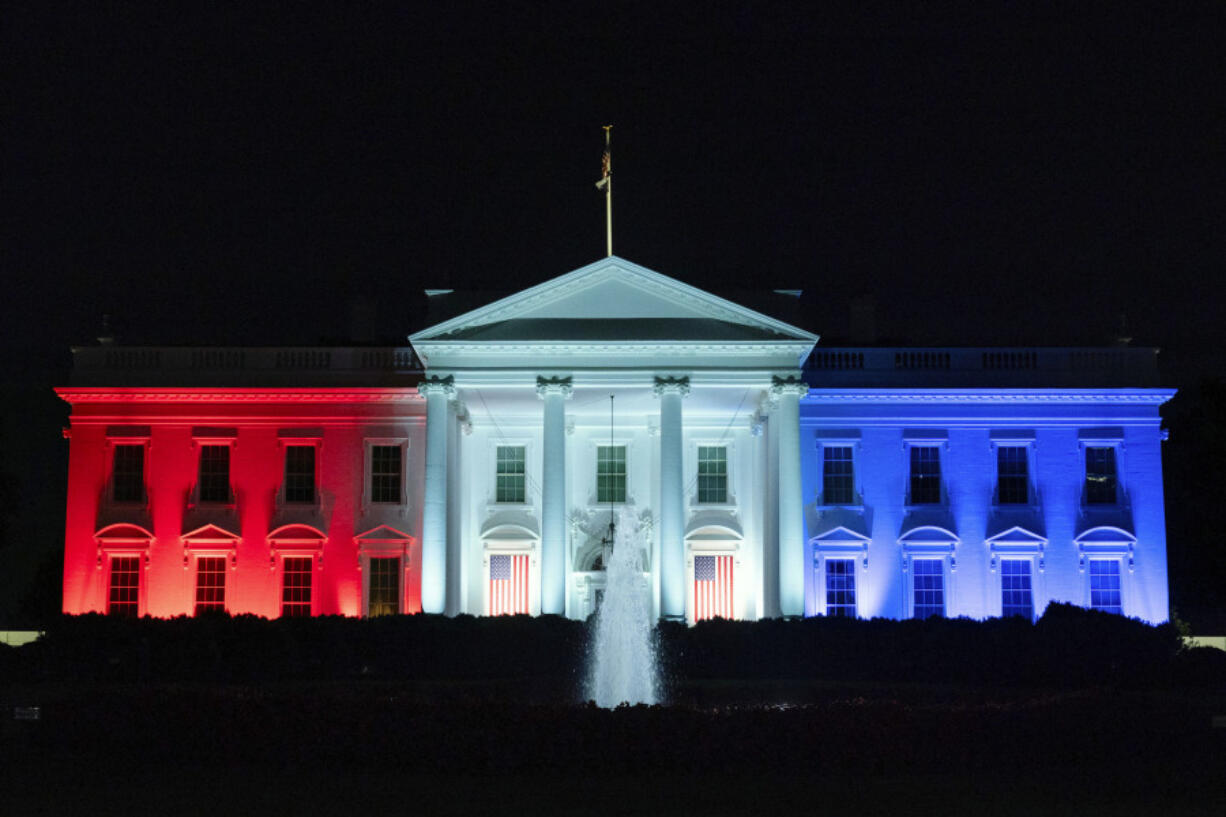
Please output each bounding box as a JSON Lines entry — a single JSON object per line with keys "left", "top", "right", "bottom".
{"left": 536, "top": 375, "right": 574, "bottom": 399}
{"left": 804, "top": 389, "right": 1176, "bottom": 404}
{"left": 57, "top": 388, "right": 423, "bottom": 404}
{"left": 653, "top": 375, "right": 691, "bottom": 397}
{"left": 770, "top": 375, "right": 810, "bottom": 398}
{"left": 416, "top": 375, "right": 456, "bottom": 399}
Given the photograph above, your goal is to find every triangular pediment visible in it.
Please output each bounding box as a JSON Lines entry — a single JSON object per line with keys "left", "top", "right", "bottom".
{"left": 182, "top": 522, "right": 241, "bottom": 542}
{"left": 410, "top": 257, "right": 818, "bottom": 357}
{"left": 812, "top": 525, "right": 871, "bottom": 545}
{"left": 355, "top": 524, "right": 413, "bottom": 542}
{"left": 985, "top": 525, "right": 1047, "bottom": 546}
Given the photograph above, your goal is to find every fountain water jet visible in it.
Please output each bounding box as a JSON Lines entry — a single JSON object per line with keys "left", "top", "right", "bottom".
{"left": 587, "top": 511, "right": 659, "bottom": 707}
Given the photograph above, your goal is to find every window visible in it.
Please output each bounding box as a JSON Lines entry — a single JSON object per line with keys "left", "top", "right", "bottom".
{"left": 697, "top": 446, "right": 727, "bottom": 503}
{"left": 1085, "top": 447, "right": 1118, "bottom": 504}
{"left": 822, "top": 446, "right": 855, "bottom": 504}
{"left": 370, "top": 445, "right": 402, "bottom": 504}
{"left": 194, "top": 556, "right": 227, "bottom": 614}
{"left": 283, "top": 446, "right": 316, "bottom": 504}
{"left": 1089, "top": 560, "right": 1122, "bottom": 614}
{"left": 281, "top": 556, "right": 313, "bottom": 617}
{"left": 107, "top": 555, "right": 140, "bottom": 617}
{"left": 496, "top": 445, "right": 526, "bottom": 503}
{"left": 996, "top": 446, "right": 1029, "bottom": 505}
{"left": 112, "top": 444, "right": 145, "bottom": 503}
{"left": 198, "top": 445, "right": 231, "bottom": 503}
{"left": 368, "top": 557, "right": 400, "bottom": 617}
{"left": 909, "top": 446, "right": 941, "bottom": 504}
{"left": 912, "top": 558, "right": 944, "bottom": 618}
{"left": 1000, "top": 559, "right": 1033, "bottom": 619}
{"left": 596, "top": 445, "right": 626, "bottom": 503}
{"left": 825, "top": 558, "right": 856, "bottom": 617}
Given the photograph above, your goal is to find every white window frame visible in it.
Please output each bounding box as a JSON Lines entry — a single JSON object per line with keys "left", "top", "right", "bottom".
{"left": 1086, "top": 557, "right": 1125, "bottom": 614}
{"left": 819, "top": 555, "right": 858, "bottom": 618}
{"left": 691, "top": 441, "right": 735, "bottom": 507}
{"left": 493, "top": 441, "right": 529, "bottom": 505}
{"left": 192, "top": 553, "right": 229, "bottom": 615}
{"left": 592, "top": 440, "right": 631, "bottom": 506}
{"left": 997, "top": 556, "right": 1037, "bottom": 620}
{"left": 907, "top": 555, "right": 949, "bottom": 620}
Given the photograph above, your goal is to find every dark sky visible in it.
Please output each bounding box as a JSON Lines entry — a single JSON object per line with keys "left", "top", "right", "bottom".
{"left": 2, "top": 1, "right": 1225, "bottom": 614}
{"left": 6, "top": 2, "right": 1226, "bottom": 363}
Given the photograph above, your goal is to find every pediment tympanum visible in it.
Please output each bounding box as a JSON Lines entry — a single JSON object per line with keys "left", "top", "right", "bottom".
{"left": 410, "top": 256, "right": 818, "bottom": 370}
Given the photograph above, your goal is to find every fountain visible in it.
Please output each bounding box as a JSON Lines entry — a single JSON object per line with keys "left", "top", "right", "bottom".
{"left": 586, "top": 510, "right": 659, "bottom": 707}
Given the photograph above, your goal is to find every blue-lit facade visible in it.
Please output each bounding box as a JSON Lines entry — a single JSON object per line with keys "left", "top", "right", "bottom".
{"left": 802, "top": 379, "right": 1171, "bottom": 624}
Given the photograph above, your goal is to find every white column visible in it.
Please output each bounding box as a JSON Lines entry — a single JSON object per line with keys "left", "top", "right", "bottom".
{"left": 655, "top": 376, "right": 690, "bottom": 620}
{"left": 772, "top": 376, "right": 808, "bottom": 618}
{"left": 537, "top": 376, "right": 572, "bottom": 616}
{"left": 418, "top": 375, "right": 455, "bottom": 615}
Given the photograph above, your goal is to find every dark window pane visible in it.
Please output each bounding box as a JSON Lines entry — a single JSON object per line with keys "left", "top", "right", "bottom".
{"left": 909, "top": 447, "right": 941, "bottom": 504}
{"left": 1085, "top": 447, "right": 1117, "bottom": 504}
{"left": 198, "top": 445, "right": 231, "bottom": 503}
{"left": 823, "top": 446, "right": 854, "bottom": 504}
{"left": 997, "top": 446, "right": 1029, "bottom": 505}
{"left": 112, "top": 445, "right": 145, "bottom": 503}
{"left": 370, "top": 445, "right": 402, "bottom": 503}
{"left": 368, "top": 557, "right": 401, "bottom": 617}
{"left": 284, "top": 446, "right": 316, "bottom": 504}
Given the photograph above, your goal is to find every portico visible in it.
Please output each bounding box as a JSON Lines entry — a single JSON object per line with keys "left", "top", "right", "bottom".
{"left": 408, "top": 256, "right": 817, "bottom": 621}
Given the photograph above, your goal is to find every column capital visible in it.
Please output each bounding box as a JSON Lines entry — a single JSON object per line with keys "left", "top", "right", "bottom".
{"left": 417, "top": 374, "right": 456, "bottom": 399}
{"left": 769, "top": 375, "right": 808, "bottom": 398}
{"left": 653, "top": 375, "right": 691, "bottom": 397}
{"left": 536, "top": 375, "right": 574, "bottom": 399}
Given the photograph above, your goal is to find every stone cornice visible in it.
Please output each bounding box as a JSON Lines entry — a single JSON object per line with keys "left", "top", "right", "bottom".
{"left": 56, "top": 388, "right": 424, "bottom": 404}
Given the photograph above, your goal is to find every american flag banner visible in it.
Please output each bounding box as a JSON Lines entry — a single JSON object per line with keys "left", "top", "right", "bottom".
{"left": 489, "top": 553, "right": 529, "bottom": 616}
{"left": 694, "top": 554, "right": 734, "bottom": 621}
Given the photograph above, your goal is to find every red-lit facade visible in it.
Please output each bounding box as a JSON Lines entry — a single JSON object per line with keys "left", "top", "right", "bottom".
{"left": 58, "top": 385, "right": 426, "bottom": 618}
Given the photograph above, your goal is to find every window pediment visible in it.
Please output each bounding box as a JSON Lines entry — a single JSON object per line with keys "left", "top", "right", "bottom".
{"left": 95, "top": 523, "right": 154, "bottom": 543}
{"left": 268, "top": 524, "right": 327, "bottom": 543}
{"left": 182, "top": 522, "right": 240, "bottom": 543}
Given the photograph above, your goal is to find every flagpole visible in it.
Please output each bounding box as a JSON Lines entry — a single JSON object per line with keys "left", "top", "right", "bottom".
{"left": 600, "top": 125, "right": 613, "bottom": 257}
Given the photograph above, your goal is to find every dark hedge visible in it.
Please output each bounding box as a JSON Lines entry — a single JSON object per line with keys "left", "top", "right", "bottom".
{"left": 3, "top": 603, "right": 1220, "bottom": 693}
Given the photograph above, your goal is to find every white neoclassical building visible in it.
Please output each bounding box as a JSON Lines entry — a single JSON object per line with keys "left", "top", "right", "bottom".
{"left": 58, "top": 256, "right": 1173, "bottom": 624}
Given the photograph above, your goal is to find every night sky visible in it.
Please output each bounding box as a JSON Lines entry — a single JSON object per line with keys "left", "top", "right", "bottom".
{"left": 3, "top": 3, "right": 1225, "bottom": 612}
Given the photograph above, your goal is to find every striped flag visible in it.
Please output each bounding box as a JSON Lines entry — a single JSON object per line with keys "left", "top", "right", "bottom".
{"left": 595, "top": 125, "right": 611, "bottom": 191}
{"left": 489, "top": 553, "right": 529, "bottom": 616}
{"left": 694, "top": 555, "right": 734, "bottom": 621}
